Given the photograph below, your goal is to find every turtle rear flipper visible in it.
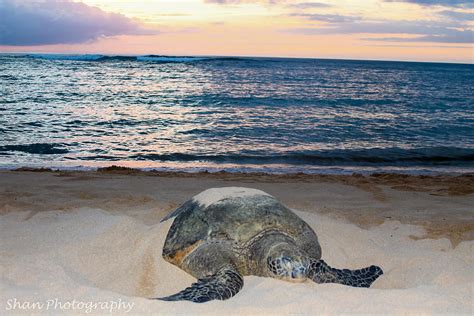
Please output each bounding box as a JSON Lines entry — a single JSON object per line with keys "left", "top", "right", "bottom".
{"left": 308, "top": 259, "right": 383, "bottom": 288}
{"left": 155, "top": 266, "right": 243, "bottom": 303}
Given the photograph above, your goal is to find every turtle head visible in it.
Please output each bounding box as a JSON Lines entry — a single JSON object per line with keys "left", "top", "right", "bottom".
{"left": 266, "top": 242, "right": 309, "bottom": 282}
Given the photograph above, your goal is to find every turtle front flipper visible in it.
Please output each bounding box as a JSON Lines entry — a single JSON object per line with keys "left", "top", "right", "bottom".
{"left": 308, "top": 259, "right": 383, "bottom": 288}
{"left": 155, "top": 266, "right": 243, "bottom": 303}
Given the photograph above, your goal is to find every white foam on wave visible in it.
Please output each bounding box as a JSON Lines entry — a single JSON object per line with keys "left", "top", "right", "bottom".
{"left": 192, "top": 187, "right": 272, "bottom": 207}
{"left": 29, "top": 54, "right": 104, "bottom": 61}
{"left": 136, "top": 56, "right": 210, "bottom": 62}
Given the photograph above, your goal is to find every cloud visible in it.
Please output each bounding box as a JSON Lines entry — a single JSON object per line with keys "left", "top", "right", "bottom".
{"left": 364, "top": 29, "right": 474, "bottom": 43}
{"left": 285, "top": 14, "right": 474, "bottom": 44}
{"left": 369, "top": 43, "right": 473, "bottom": 48}
{"left": 205, "top": 0, "right": 241, "bottom": 3}
{"left": 0, "top": 0, "right": 155, "bottom": 46}
{"left": 290, "top": 13, "right": 360, "bottom": 23}
{"left": 204, "top": 0, "right": 270, "bottom": 3}
{"left": 438, "top": 9, "right": 474, "bottom": 20}
{"left": 204, "top": 0, "right": 285, "bottom": 4}
{"left": 383, "top": 0, "right": 474, "bottom": 7}
{"left": 286, "top": 2, "right": 332, "bottom": 9}
{"left": 207, "top": 0, "right": 474, "bottom": 8}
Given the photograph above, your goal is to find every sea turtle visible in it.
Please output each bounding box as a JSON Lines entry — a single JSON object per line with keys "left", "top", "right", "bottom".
{"left": 156, "top": 187, "right": 383, "bottom": 303}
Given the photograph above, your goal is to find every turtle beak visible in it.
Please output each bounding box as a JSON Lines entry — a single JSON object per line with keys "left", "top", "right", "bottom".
{"left": 269, "top": 256, "right": 308, "bottom": 282}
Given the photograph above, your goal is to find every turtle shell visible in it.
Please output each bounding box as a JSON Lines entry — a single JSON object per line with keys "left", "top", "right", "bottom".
{"left": 162, "top": 187, "right": 314, "bottom": 267}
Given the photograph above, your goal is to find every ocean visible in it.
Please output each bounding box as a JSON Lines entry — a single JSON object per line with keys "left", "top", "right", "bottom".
{"left": 1, "top": 54, "right": 473, "bottom": 174}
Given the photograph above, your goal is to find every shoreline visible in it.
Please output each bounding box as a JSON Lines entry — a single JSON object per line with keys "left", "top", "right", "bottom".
{"left": 2, "top": 162, "right": 473, "bottom": 176}
{"left": 12, "top": 165, "right": 474, "bottom": 195}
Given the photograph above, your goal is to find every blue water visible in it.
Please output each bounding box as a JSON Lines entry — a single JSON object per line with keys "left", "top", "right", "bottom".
{"left": 1, "top": 54, "right": 473, "bottom": 174}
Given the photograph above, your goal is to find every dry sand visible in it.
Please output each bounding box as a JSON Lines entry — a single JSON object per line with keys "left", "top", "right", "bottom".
{"left": 0, "top": 170, "right": 473, "bottom": 314}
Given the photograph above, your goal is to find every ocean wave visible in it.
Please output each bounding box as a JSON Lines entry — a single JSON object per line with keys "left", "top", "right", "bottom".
{"left": 111, "top": 147, "right": 474, "bottom": 166}
{"left": 136, "top": 55, "right": 211, "bottom": 62}
{"left": 0, "top": 143, "right": 69, "bottom": 155}
{"left": 28, "top": 54, "right": 105, "bottom": 61}
{"left": 25, "top": 54, "right": 246, "bottom": 63}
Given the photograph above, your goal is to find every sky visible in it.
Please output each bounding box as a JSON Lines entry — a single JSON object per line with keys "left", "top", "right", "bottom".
{"left": 0, "top": 0, "right": 472, "bottom": 63}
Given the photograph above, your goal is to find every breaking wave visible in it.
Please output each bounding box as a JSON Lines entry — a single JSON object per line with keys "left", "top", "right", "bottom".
{"left": 25, "top": 54, "right": 246, "bottom": 63}
{"left": 82, "top": 147, "right": 474, "bottom": 167}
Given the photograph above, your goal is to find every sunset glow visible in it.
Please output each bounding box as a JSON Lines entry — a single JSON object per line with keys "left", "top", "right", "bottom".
{"left": 0, "top": 0, "right": 472, "bottom": 62}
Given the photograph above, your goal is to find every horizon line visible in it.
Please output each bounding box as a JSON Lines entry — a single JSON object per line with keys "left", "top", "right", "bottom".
{"left": 1, "top": 51, "right": 473, "bottom": 66}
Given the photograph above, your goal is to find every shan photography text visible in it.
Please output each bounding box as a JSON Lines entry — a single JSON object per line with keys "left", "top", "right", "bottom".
{"left": 5, "top": 298, "right": 135, "bottom": 313}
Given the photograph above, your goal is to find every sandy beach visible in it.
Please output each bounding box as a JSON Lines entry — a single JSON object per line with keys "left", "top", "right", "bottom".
{"left": 0, "top": 169, "right": 473, "bottom": 314}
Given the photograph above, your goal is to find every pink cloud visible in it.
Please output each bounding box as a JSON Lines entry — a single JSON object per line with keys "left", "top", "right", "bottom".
{"left": 0, "top": 0, "right": 156, "bottom": 46}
